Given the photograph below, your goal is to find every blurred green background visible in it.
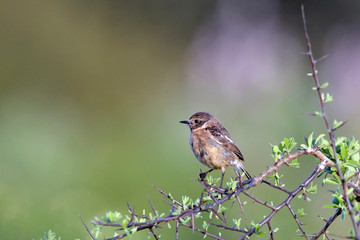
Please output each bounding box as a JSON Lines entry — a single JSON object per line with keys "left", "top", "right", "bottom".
{"left": 1, "top": 1, "right": 360, "bottom": 239}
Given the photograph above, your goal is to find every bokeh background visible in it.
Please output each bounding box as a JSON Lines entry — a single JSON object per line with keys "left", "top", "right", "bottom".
{"left": 1, "top": 1, "right": 360, "bottom": 239}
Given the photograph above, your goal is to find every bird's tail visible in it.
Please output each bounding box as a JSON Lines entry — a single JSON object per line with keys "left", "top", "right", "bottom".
{"left": 235, "top": 162, "right": 252, "bottom": 180}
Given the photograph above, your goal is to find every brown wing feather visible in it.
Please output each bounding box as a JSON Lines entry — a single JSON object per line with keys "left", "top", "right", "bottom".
{"left": 207, "top": 125, "right": 245, "bottom": 161}
{"left": 223, "top": 142, "right": 244, "bottom": 161}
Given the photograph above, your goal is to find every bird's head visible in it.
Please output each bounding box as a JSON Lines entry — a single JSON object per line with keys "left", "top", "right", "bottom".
{"left": 180, "top": 112, "right": 216, "bottom": 131}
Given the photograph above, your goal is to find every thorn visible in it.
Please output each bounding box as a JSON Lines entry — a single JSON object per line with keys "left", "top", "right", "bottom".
{"left": 148, "top": 196, "right": 159, "bottom": 219}
{"left": 191, "top": 213, "right": 195, "bottom": 232}
{"left": 80, "top": 217, "right": 97, "bottom": 240}
{"left": 331, "top": 120, "right": 348, "bottom": 132}
{"left": 316, "top": 54, "right": 330, "bottom": 62}
{"left": 175, "top": 221, "right": 179, "bottom": 240}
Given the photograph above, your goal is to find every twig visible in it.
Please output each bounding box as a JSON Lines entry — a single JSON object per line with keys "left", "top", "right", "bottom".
{"left": 235, "top": 194, "right": 246, "bottom": 217}
{"left": 242, "top": 191, "right": 276, "bottom": 210}
{"left": 153, "top": 185, "right": 183, "bottom": 207}
{"left": 211, "top": 223, "right": 247, "bottom": 233}
{"left": 262, "top": 180, "right": 292, "bottom": 195}
{"left": 148, "top": 196, "right": 159, "bottom": 219}
{"left": 181, "top": 223, "right": 225, "bottom": 240}
{"left": 175, "top": 221, "right": 179, "bottom": 240}
{"left": 267, "top": 221, "right": 274, "bottom": 240}
{"left": 286, "top": 203, "right": 308, "bottom": 239}
{"left": 150, "top": 228, "right": 159, "bottom": 240}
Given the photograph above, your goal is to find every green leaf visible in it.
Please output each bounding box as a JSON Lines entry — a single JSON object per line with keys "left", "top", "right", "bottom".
{"left": 333, "top": 119, "right": 343, "bottom": 129}
{"left": 283, "top": 138, "right": 297, "bottom": 152}
{"left": 324, "top": 93, "right": 333, "bottom": 103}
{"left": 344, "top": 160, "right": 360, "bottom": 169}
{"left": 42, "top": 230, "right": 58, "bottom": 240}
{"left": 332, "top": 172, "right": 342, "bottom": 184}
{"left": 255, "top": 223, "right": 260, "bottom": 232}
{"left": 256, "top": 230, "right": 266, "bottom": 237}
{"left": 323, "top": 204, "right": 337, "bottom": 209}
{"left": 314, "top": 111, "right": 323, "bottom": 117}
{"left": 122, "top": 219, "right": 129, "bottom": 230}
{"left": 182, "top": 195, "right": 189, "bottom": 206}
{"left": 233, "top": 218, "right": 241, "bottom": 229}
{"left": 296, "top": 208, "right": 306, "bottom": 217}
{"left": 289, "top": 159, "right": 300, "bottom": 168}
{"left": 308, "top": 132, "right": 314, "bottom": 147}
{"left": 315, "top": 134, "right": 325, "bottom": 144}
{"left": 320, "top": 82, "right": 329, "bottom": 89}
{"left": 333, "top": 194, "right": 344, "bottom": 206}
{"left": 323, "top": 178, "right": 340, "bottom": 185}
{"left": 322, "top": 92, "right": 333, "bottom": 103}
{"left": 284, "top": 138, "right": 289, "bottom": 149}
{"left": 307, "top": 70, "right": 318, "bottom": 77}
{"left": 108, "top": 212, "right": 114, "bottom": 222}
{"left": 91, "top": 225, "right": 102, "bottom": 238}
{"left": 202, "top": 221, "right": 208, "bottom": 229}
{"left": 340, "top": 143, "right": 349, "bottom": 161}
{"left": 307, "top": 183, "right": 317, "bottom": 194}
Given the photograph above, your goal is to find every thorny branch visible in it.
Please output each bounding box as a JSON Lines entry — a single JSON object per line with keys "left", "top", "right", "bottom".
{"left": 90, "top": 147, "right": 335, "bottom": 240}
{"left": 301, "top": 4, "right": 360, "bottom": 239}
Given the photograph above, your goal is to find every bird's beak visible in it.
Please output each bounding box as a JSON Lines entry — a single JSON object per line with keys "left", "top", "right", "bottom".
{"left": 180, "top": 120, "right": 189, "bottom": 125}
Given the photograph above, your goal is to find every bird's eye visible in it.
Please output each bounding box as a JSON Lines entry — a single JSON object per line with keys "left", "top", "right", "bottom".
{"left": 194, "top": 119, "right": 199, "bottom": 124}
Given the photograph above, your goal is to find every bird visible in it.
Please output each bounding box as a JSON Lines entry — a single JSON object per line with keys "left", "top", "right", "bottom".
{"left": 180, "top": 112, "right": 251, "bottom": 188}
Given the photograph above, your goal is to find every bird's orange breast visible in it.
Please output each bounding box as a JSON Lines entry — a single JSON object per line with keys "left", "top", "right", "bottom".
{"left": 189, "top": 129, "right": 239, "bottom": 169}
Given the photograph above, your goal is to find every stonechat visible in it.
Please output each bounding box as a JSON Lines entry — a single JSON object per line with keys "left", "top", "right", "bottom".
{"left": 180, "top": 112, "right": 251, "bottom": 187}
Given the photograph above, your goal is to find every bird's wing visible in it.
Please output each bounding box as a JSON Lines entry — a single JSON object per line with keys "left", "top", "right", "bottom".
{"left": 207, "top": 125, "right": 244, "bottom": 161}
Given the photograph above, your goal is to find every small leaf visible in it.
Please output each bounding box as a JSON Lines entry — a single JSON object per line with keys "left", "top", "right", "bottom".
{"left": 122, "top": 219, "right": 128, "bottom": 229}
{"left": 289, "top": 159, "right": 300, "bottom": 168}
{"left": 108, "top": 212, "right": 114, "bottom": 222}
{"left": 315, "top": 134, "right": 325, "bottom": 144}
{"left": 333, "top": 119, "right": 344, "bottom": 129}
{"left": 308, "top": 132, "right": 314, "bottom": 147}
{"left": 256, "top": 231, "right": 266, "bottom": 237}
{"left": 320, "top": 82, "right": 329, "bottom": 89}
{"left": 344, "top": 160, "right": 360, "bottom": 169}
{"left": 255, "top": 223, "right": 260, "bottom": 232}
{"left": 324, "top": 93, "right": 333, "bottom": 103}
{"left": 332, "top": 172, "right": 342, "bottom": 184}
{"left": 314, "top": 111, "right": 323, "bottom": 117}
{"left": 340, "top": 143, "right": 349, "bottom": 161}
{"left": 307, "top": 70, "right": 318, "bottom": 77}
{"left": 297, "top": 208, "right": 306, "bottom": 217}
{"left": 323, "top": 204, "right": 337, "bottom": 209}
{"left": 323, "top": 178, "right": 340, "bottom": 185}
{"left": 202, "top": 221, "right": 208, "bottom": 229}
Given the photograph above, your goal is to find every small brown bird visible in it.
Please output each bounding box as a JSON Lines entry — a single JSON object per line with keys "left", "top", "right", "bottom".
{"left": 180, "top": 112, "right": 251, "bottom": 187}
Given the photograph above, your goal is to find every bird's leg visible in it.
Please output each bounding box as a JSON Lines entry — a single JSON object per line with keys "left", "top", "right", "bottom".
{"left": 220, "top": 167, "right": 226, "bottom": 188}
{"left": 235, "top": 170, "right": 242, "bottom": 188}
{"left": 199, "top": 169, "right": 213, "bottom": 180}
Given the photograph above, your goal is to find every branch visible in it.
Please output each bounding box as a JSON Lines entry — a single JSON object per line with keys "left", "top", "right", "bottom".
{"left": 90, "top": 147, "right": 334, "bottom": 239}
{"left": 301, "top": 5, "right": 360, "bottom": 239}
